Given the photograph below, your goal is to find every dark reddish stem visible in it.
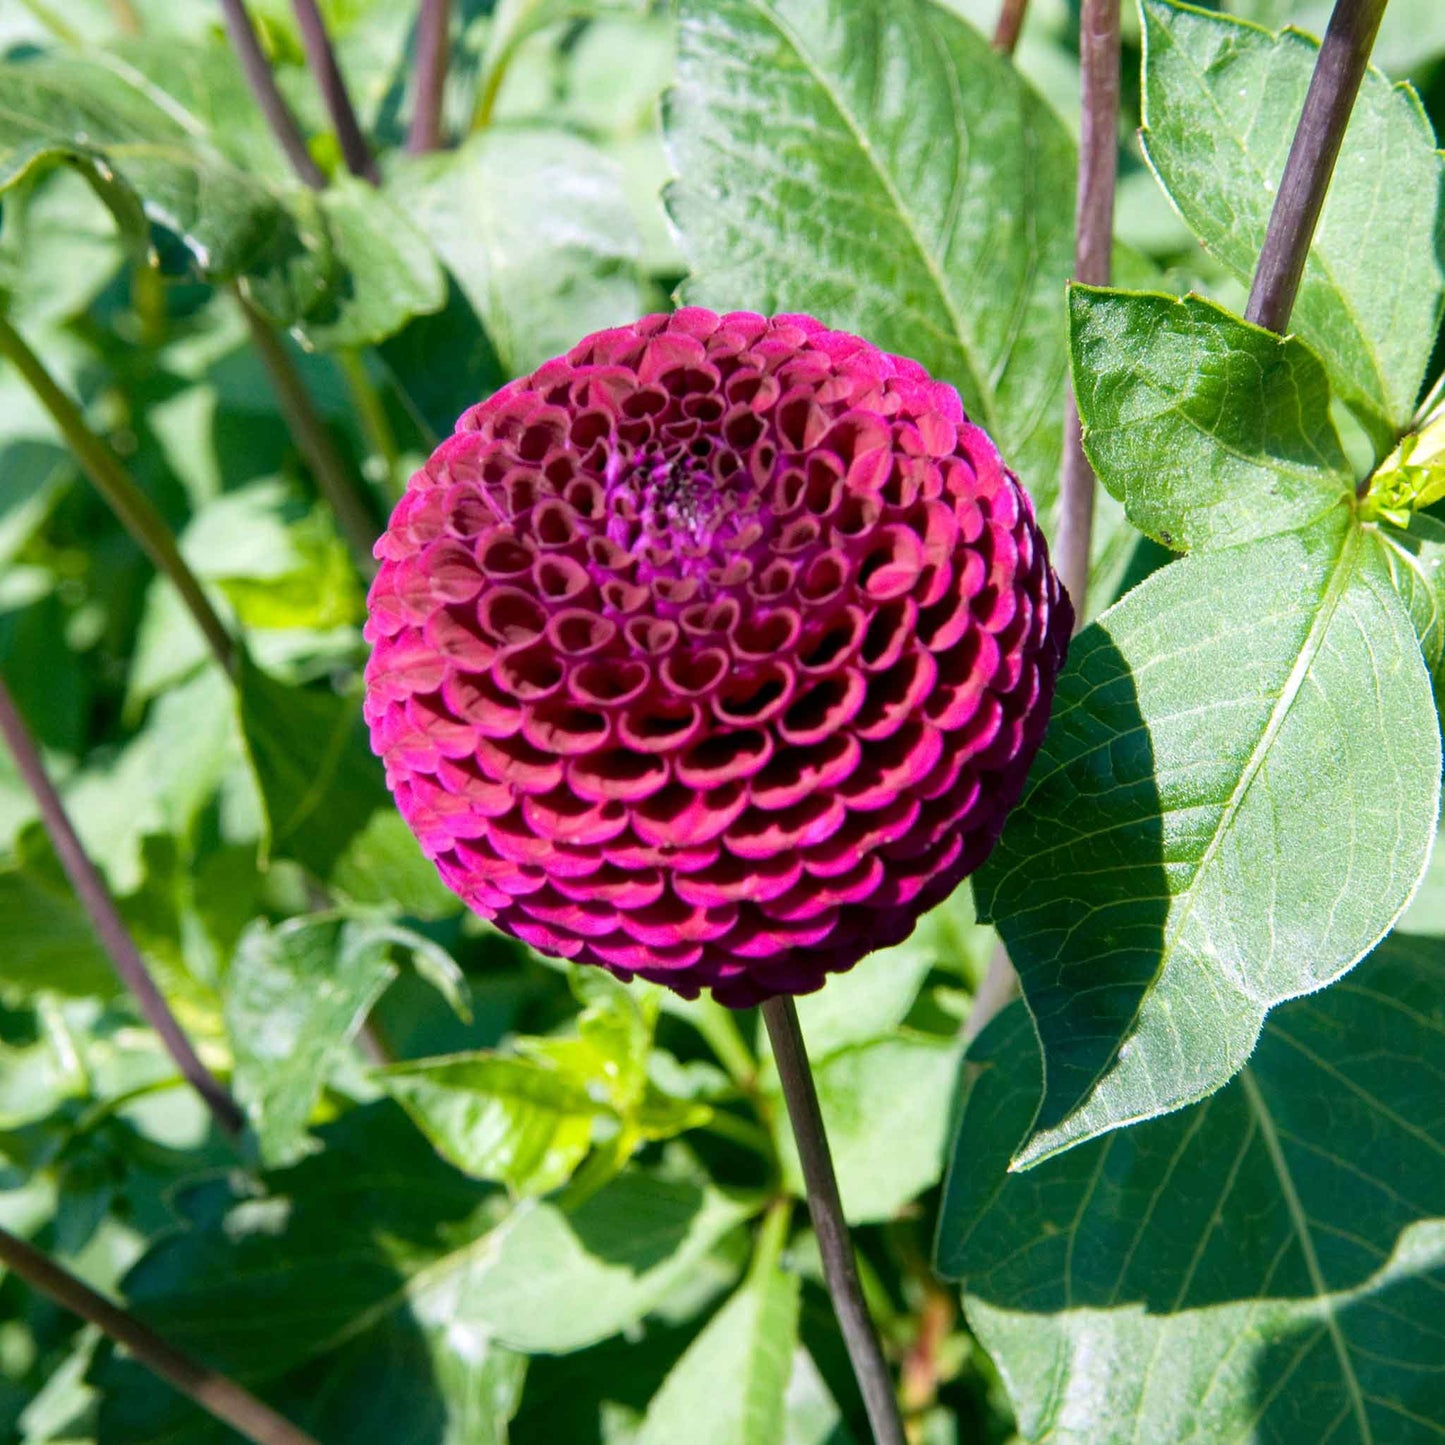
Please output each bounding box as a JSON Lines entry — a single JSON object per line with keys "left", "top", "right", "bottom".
{"left": 993, "top": 0, "right": 1029, "bottom": 55}
{"left": 971, "top": 0, "right": 1121, "bottom": 1048}
{"left": 1053, "top": 0, "right": 1121, "bottom": 618}
{"left": 408, "top": 0, "right": 452, "bottom": 154}
{"left": 0, "top": 680, "right": 244, "bottom": 1137}
{"left": 218, "top": 0, "right": 326, "bottom": 189}
{"left": 0, "top": 1227, "right": 317, "bottom": 1445}
{"left": 1245, "top": 0, "right": 1388, "bottom": 332}
{"left": 290, "top": 0, "right": 380, "bottom": 184}
{"left": 761, "top": 997, "right": 905, "bottom": 1445}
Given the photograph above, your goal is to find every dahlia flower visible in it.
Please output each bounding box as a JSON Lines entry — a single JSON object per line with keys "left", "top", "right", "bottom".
{"left": 363, "top": 310, "right": 1071, "bottom": 1006}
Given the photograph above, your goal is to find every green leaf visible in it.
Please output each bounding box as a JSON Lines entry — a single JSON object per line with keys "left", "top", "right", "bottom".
{"left": 235, "top": 654, "right": 388, "bottom": 883}
{"left": 94, "top": 1103, "right": 528, "bottom": 1445}
{"left": 383, "top": 974, "right": 706, "bottom": 1193}
{"left": 635, "top": 1261, "right": 800, "bottom": 1445}
{"left": 225, "top": 916, "right": 399, "bottom": 1166}
{"left": 0, "top": 52, "right": 330, "bottom": 319}
{"left": 330, "top": 808, "right": 464, "bottom": 920}
{"left": 976, "top": 508, "right": 1441, "bottom": 1166}
{"left": 1139, "top": 0, "right": 1445, "bottom": 443}
{"left": 666, "top": 0, "right": 1075, "bottom": 501}
{"left": 472, "top": 1167, "right": 759, "bottom": 1353}
{"left": 389, "top": 130, "right": 644, "bottom": 378}
{"left": 300, "top": 176, "right": 446, "bottom": 352}
{"left": 769, "top": 1033, "right": 964, "bottom": 1224}
{"left": 1070, "top": 288, "right": 1354, "bottom": 550}
{"left": 0, "top": 827, "right": 119, "bottom": 999}
{"left": 381, "top": 1052, "right": 605, "bottom": 1196}
{"left": 935, "top": 935, "right": 1445, "bottom": 1443}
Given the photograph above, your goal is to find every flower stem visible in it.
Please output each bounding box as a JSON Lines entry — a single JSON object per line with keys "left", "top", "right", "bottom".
{"left": 338, "top": 348, "right": 403, "bottom": 499}
{"left": 0, "top": 311, "right": 237, "bottom": 675}
{"left": 0, "top": 679, "right": 244, "bottom": 1138}
{"left": 290, "top": 0, "right": 380, "bottom": 184}
{"left": 408, "top": 0, "right": 452, "bottom": 154}
{"left": 760, "top": 996, "right": 904, "bottom": 1445}
{"left": 1053, "top": 0, "right": 1121, "bottom": 618}
{"left": 1245, "top": 0, "right": 1388, "bottom": 333}
{"left": 218, "top": 0, "right": 326, "bottom": 190}
{"left": 993, "top": 0, "right": 1029, "bottom": 55}
{"left": 236, "top": 294, "right": 380, "bottom": 575}
{"left": 0, "top": 1226, "right": 316, "bottom": 1445}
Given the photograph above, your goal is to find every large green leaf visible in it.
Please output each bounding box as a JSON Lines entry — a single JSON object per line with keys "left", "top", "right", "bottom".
{"left": 97, "top": 1105, "right": 756, "bottom": 1440}
{"left": 976, "top": 507, "right": 1441, "bottom": 1166}
{"left": 93, "top": 1104, "right": 524, "bottom": 1445}
{"left": 636, "top": 1256, "right": 800, "bottom": 1445}
{"left": 665, "top": 0, "right": 1075, "bottom": 501}
{"left": 1139, "top": 0, "right": 1445, "bottom": 444}
{"left": 935, "top": 936, "right": 1445, "bottom": 1443}
{"left": 1070, "top": 288, "right": 1354, "bottom": 551}
{"left": 388, "top": 129, "right": 644, "bottom": 378}
{"left": 303, "top": 177, "right": 446, "bottom": 352}
{"left": 0, "top": 47, "right": 443, "bottom": 345}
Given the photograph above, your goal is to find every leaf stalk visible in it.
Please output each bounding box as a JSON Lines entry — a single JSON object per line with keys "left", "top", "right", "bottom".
{"left": 0, "top": 1226, "right": 318, "bottom": 1445}
{"left": 0, "top": 311, "right": 237, "bottom": 674}
{"left": 290, "top": 0, "right": 381, "bottom": 184}
{"left": 0, "top": 678, "right": 244, "bottom": 1138}
{"left": 237, "top": 294, "right": 380, "bottom": 575}
{"left": 218, "top": 0, "right": 327, "bottom": 189}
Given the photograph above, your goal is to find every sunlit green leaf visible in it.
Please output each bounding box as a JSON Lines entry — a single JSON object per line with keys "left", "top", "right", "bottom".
{"left": 1140, "top": 0, "right": 1445, "bottom": 444}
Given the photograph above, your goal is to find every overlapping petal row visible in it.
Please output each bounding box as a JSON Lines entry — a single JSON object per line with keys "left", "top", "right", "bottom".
{"left": 364, "top": 309, "right": 1071, "bottom": 1005}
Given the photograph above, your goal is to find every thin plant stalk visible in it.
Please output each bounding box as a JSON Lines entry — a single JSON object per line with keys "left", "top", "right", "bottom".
{"left": 993, "top": 0, "right": 1029, "bottom": 55}
{"left": 338, "top": 349, "right": 403, "bottom": 499}
{"left": 218, "top": 0, "right": 326, "bottom": 189}
{"left": 1246, "top": 0, "right": 1389, "bottom": 333}
{"left": 0, "top": 312, "right": 237, "bottom": 674}
{"left": 0, "top": 680, "right": 244, "bottom": 1138}
{"left": 970, "top": 0, "right": 1122, "bottom": 1047}
{"left": 237, "top": 295, "right": 380, "bottom": 574}
{"left": 761, "top": 997, "right": 905, "bottom": 1445}
{"left": 0, "top": 1226, "right": 318, "bottom": 1445}
{"left": 408, "top": 0, "right": 452, "bottom": 154}
{"left": 290, "top": 0, "right": 380, "bottom": 184}
{"left": 1053, "top": 0, "right": 1121, "bottom": 616}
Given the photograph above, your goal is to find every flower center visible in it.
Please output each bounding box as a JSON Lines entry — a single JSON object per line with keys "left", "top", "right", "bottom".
{"left": 604, "top": 444, "right": 762, "bottom": 581}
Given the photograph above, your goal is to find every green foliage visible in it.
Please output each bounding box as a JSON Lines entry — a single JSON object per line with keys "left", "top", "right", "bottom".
{"left": 1140, "top": 0, "right": 1445, "bottom": 448}
{"left": 981, "top": 296, "right": 1441, "bottom": 1162}
{"left": 936, "top": 937, "right": 1445, "bottom": 1442}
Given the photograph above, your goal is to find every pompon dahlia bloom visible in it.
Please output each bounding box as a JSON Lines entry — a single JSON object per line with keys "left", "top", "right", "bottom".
{"left": 364, "top": 310, "right": 1071, "bottom": 1006}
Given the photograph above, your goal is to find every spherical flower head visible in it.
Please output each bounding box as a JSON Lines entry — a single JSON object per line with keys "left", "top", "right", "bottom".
{"left": 364, "top": 310, "right": 1072, "bottom": 1007}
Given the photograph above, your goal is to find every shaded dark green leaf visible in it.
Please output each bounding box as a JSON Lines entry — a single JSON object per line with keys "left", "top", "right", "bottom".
{"left": 936, "top": 936, "right": 1445, "bottom": 1443}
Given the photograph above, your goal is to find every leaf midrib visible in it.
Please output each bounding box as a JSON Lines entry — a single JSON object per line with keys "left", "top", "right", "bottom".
{"left": 1028, "top": 519, "right": 1363, "bottom": 1148}
{"left": 737, "top": 0, "right": 995, "bottom": 432}
{"left": 1241, "top": 1067, "right": 1374, "bottom": 1445}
